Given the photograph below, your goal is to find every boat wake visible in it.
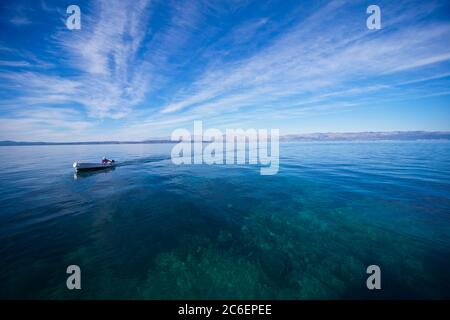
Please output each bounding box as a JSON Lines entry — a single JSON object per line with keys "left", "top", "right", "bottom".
{"left": 114, "top": 155, "right": 172, "bottom": 167}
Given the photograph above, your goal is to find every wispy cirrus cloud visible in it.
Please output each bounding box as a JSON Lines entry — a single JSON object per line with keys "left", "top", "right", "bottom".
{"left": 9, "top": 16, "right": 32, "bottom": 26}
{"left": 0, "top": 107, "right": 94, "bottom": 142}
{"left": 0, "top": 0, "right": 449, "bottom": 141}
{"left": 4, "top": 2, "right": 34, "bottom": 26}
{"left": 52, "top": 0, "right": 154, "bottom": 119}
{"left": 159, "top": 1, "right": 450, "bottom": 116}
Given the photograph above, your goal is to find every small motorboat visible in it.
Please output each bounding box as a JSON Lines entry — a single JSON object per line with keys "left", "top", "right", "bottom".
{"left": 73, "top": 160, "right": 115, "bottom": 172}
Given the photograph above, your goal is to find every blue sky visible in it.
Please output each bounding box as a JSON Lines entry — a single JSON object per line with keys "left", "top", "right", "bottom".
{"left": 0, "top": 0, "right": 449, "bottom": 141}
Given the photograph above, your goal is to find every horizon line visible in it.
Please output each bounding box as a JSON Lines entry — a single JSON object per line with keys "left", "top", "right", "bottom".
{"left": 1, "top": 130, "right": 450, "bottom": 145}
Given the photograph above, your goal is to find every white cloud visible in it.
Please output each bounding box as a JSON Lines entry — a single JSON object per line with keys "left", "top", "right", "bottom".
{"left": 157, "top": 0, "right": 450, "bottom": 121}
{"left": 9, "top": 16, "right": 32, "bottom": 26}
{"left": 1, "top": 0, "right": 450, "bottom": 141}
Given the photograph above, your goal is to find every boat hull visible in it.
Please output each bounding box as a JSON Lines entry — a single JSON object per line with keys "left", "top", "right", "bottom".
{"left": 73, "top": 162, "right": 115, "bottom": 171}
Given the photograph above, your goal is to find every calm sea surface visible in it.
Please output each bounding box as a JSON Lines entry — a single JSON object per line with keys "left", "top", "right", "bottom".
{"left": 1, "top": 141, "right": 449, "bottom": 299}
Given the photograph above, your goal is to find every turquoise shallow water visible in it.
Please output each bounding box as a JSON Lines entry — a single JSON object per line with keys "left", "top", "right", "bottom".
{"left": 0, "top": 141, "right": 450, "bottom": 299}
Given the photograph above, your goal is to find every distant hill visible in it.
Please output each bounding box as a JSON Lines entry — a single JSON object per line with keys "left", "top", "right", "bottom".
{"left": 0, "top": 140, "right": 175, "bottom": 146}
{"left": 1, "top": 131, "right": 449, "bottom": 146}
{"left": 281, "top": 131, "right": 450, "bottom": 141}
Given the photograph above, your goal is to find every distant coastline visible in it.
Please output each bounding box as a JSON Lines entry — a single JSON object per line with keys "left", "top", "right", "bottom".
{"left": 1, "top": 131, "right": 449, "bottom": 146}
{"left": 0, "top": 140, "right": 176, "bottom": 146}
{"left": 280, "top": 131, "right": 450, "bottom": 142}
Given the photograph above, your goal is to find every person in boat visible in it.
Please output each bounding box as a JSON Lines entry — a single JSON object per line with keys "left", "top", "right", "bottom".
{"left": 102, "top": 156, "right": 114, "bottom": 164}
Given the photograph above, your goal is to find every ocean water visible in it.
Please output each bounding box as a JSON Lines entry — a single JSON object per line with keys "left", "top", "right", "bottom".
{"left": 0, "top": 141, "right": 449, "bottom": 299}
